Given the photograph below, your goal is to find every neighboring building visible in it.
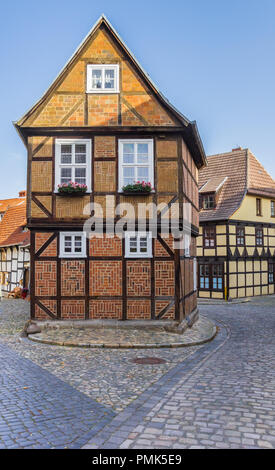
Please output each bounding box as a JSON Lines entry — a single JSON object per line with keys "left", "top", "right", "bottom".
{"left": 0, "top": 196, "right": 30, "bottom": 295}
{"left": 14, "top": 15, "right": 206, "bottom": 321}
{"left": 197, "top": 147, "right": 275, "bottom": 299}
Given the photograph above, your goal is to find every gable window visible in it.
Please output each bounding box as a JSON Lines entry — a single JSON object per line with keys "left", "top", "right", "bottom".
{"left": 86, "top": 64, "right": 119, "bottom": 93}
{"left": 202, "top": 194, "right": 216, "bottom": 210}
{"left": 119, "top": 139, "right": 154, "bottom": 191}
{"left": 268, "top": 261, "right": 275, "bottom": 284}
{"left": 125, "top": 232, "right": 152, "bottom": 258}
{"left": 271, "top": 201, "right": 275, "bottom": 217}
{"left": 256, "top": 198, "right": 262, "bottom": 216}
{"left": 60, "top": 232, "right": 86, "bottom": 258}
{"left": 236, "top": 227, "right": 245, "bottom": 246}
{"left": 203, "top": 226, "right": 216, "bottom": 248}
{"left": 55, "top": 139, "right": 91, "bottom": 192}
{"left": 255, "top": 228, "right": 263, "bottom": 246}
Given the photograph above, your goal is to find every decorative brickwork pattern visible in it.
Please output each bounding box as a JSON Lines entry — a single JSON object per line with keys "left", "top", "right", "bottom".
{"left": 127, "top": 299, "right": 151, "bottom": 319}
{"left": 35, "top": 261, "right": 57, "bottom": 296}
{"left": 94, "top": 161, "right": 116, "bottom": 192}
{"left": 89, "top": 261, "right": 122, "bottom": 296}
{"left": 61, "top": 300, "right": 85, "bottom": 319}
{"left": 155, "top": 261, "right": 175, "bottom": 296}
{"left": 61, "top": 260, "right": 85, "bottom": 296}
{"left": 89, "top": 300, "right": 122, "bottom": 319}
{"left": 35, "top": 300, "right": 57, "bottom": 319}
{"left": 127, "top": 261, "right": 151, "bottom": 297}
{"left": 89, "top": 235, "right": 122, "bottom": 257}
{"left": 94, "top": 136, "right": 116, "bottom": 158}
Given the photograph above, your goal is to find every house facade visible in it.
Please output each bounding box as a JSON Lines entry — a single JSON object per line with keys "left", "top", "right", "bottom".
{"left": 15, "top": 15, "right": 205, "bottom": 321}
{"left": 197, "top": 148, "right": 275, "bottom": 299}
{"left": 0, "top": 195, "right": 30, "bottom": 295}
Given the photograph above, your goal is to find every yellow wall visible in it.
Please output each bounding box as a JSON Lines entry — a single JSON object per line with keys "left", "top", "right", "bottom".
{"left": 231, "top": 194, "right": 275, "bottom": 223}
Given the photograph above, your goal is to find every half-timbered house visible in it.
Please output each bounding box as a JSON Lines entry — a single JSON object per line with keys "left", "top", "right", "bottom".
{"left": 14, "top": 15, "right": 206, "bottom": 321}
{"left": 197, "top": 148, "right": 275, "bottom": 299}
{"left": 0, "top": 196, "right": 30, "bottom": 295}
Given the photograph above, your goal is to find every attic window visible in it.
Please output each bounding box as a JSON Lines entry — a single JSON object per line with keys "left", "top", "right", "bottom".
{"left": 202, "top": 194, "right": 216, "bottom": 210}
{"left": 86, "top": 64, "right": 119, "bottom": 93}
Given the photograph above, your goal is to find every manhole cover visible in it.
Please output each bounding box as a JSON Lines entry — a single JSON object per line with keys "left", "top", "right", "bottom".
{"left": 131, "top": 357, "right": 166, "bottom": 365}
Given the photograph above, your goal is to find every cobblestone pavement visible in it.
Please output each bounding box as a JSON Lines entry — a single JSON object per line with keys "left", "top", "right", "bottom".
{"left": 83, "top": 296, "right": 274, "bottom": 449}
{"left": 0, "top": 300, "right": 202, "bottom": 412}
{"left": 1, "top": 297, "right": 274, "bottom": 449}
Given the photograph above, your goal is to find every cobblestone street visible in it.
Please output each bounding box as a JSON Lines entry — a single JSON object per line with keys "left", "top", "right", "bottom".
{"left": 0, "top": 297, "right": 274, "bottom": 449}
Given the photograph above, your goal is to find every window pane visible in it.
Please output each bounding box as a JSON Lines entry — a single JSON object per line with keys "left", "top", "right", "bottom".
{"left": 74, "top": 236, "right": 82, "bottom": 253}
{"left": 64, "top": 236, "right": 72, "bottom": 253}
{"left": 139, "top": 237, "right": 147, "bottom": 253}
{"left": 75, "top": 168, "right": 86, "bottom": 184}
{"left": 200, "top": 278, "right": 204, "bottom": 288}
{"left": 123, "top": 167, "right": 135, "bottom": 185}
{"left": 205, "top": 278, "right": 209, "bottom": 289}
{"left": 61, "top": 145, "right": 72, "bottom": 164}
{"left": 61, "top": 167, "right": 72, "bottom": 184}
{"left": 123, "top": 144, "right": 135, "bottom": 163}
{"left": 129, "top": 237, "right": 137, "bottom": 253}
{"left": 92, "top": 69, "right": 102, "bottom": 89}
{"left": 75, "top": 144, "right": 86, "bottom": 164}
{"left": 137, "top": 167, "right": 149, "bottom": 181}
{"left": 137, "top": 143, "right": 149, "bottom": 163}
{"left": 104, "top": 69, "right": 115, "bottom": 89}
{"left": 213, "top": 278, "right": 217, "bottom": 289}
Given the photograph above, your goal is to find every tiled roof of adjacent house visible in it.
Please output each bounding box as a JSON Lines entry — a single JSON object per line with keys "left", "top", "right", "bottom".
{"left": 199, "top": 148, "right": 275, "bottom": 221}
{"left": 0, "top": 197, "right": 25, "bottom": 214}
{"left": 0, "top": 199, "right": 30, "bottom": 248}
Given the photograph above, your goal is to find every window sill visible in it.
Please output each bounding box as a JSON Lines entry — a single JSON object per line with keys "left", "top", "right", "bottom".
{"left": 55, "top": 192, "right": 91, "bottom": 197}
{"left": 119, "top": 191, "right": 154, "bottom": 196}
{"left": 86, "top": 90, "right": 119, "bottom": 94}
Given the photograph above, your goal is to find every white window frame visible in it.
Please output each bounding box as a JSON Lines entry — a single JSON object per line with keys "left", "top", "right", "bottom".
{"left": 118, "top": 139, "right": 154, "bottom": 192}
{"left": 55, "top": 139, "right": 91, "bottom": 192}
{"left": 59, "top": 232, "right": 87, "bottom": 258}
{"left": 125, "top": 232, "right": 152, "bottom": 258}
{"left": 86, "top": 64, "right": 119, "bottom": 93}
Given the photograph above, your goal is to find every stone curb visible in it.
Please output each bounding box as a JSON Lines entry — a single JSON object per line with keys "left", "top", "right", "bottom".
{"left": 27, "top": 317, "right": 217, "bottom": 349}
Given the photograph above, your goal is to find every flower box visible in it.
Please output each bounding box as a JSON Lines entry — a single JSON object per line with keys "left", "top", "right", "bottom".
{"left": 121, "top": 181, "right": 154, "bottom": 195}
{"left": 57, "top": 182, "right": 88, "bottom": 196}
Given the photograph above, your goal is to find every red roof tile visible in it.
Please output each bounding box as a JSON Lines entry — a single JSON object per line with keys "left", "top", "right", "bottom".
{"left": 0, "top": 199, "right": 30, "bottom": 248}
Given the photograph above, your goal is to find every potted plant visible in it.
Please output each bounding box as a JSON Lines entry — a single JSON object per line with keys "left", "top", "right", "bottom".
{"left": 57, "top": 182, "right": 88, "bottom": 196}
{"left": 122, "top": 181, "right": 154, "bottom": 195}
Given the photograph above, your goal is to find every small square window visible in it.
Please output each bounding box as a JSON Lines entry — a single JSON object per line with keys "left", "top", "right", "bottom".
{"left": 86, "top": 64, "right": 119, "bottom": 93}
{"left": 60, "top": 232, "right": 86, "bottom": 258}
{"left": 125, "top": 232, "right": 152, "bottom": 258}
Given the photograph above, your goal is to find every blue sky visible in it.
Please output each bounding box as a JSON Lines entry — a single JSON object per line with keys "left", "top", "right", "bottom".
{"left": 0, "top": 0, "right": 274, "bottom": 199}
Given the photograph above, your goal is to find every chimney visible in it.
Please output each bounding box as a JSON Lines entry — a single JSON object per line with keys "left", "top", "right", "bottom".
{"left": 232, "top": 147, "right": 242, "bottom": 152}
{"left": 19, "top": 190, "right": 26, "bottom": 198}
